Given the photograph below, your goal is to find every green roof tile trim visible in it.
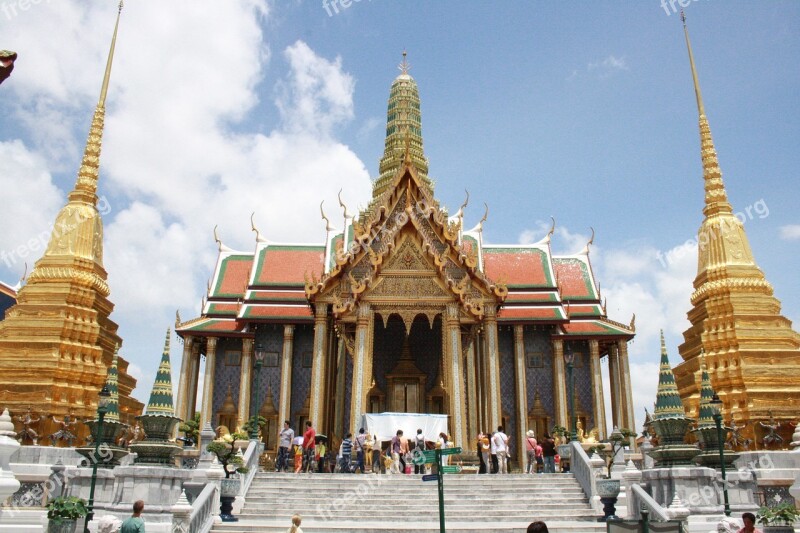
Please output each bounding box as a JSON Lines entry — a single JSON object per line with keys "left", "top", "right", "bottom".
{"left": 146, "top": 328, "right": 176, "bottom": 416}
{"left": 696, "top": 354, "right": 716, "bottom": 428}
{"left": 654, "top": 330, "right": 687, "bottom": 420}
{"left": 104, "top": 344, "right": 120, "bottom": 423}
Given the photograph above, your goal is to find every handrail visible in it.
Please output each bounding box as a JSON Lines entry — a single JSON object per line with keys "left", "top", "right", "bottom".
{"left": 631, "top": 483, "right": 671, "bottom": 522}
{"left": 239, "top": 440, "right": 259, "bottom": 497}
{"left": 188, "top": 483, "right": 217, "bottom": 533}
{"left": 569, "top": 441, "right": 596, "bottom": 501}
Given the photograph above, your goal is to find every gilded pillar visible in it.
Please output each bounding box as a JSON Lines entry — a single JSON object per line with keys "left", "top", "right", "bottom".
{"left": 334, "top": 339, "right": 347, "bottom": 440}
{"left": 237, "top": 338, "right": 254, "bottom": 431}
{"left": 589, "top": 339, "right": 607, "bottom": 440}
{"left": 188, "top": 341, "right": 200, "bottom": 420}
{"left": 608, "top": 343, "right": 620, "bottom": 429}
{"left": 618, "top": 340, "right": 636, "bottom": 432}
{"left": 513, "top": 325, "right": 529, "bottom": 471}
{"left": 350, "top": 303, "right": 371, "bottom": 433}
{"left": 484, "top": 307, "right": 502, "bottom": 432}
{"left": 309, "top": 304, "right": 329, "bottom": 431}
{"left": 445, "top": 303, "right": 467, "bottom": 447}
{"left": 175, "top": 335, "right": 194, "bottom": 424}
{"left": 553, "top": 339, "right": 567, "bottom": 428}
{"left": 465, "top": 331, "right": 478, "bottom": 448}
{"left": 278, "top": 325, "right": 294, "bottom": 427}
{"left": 200, "top": 337, "right": 218, "bottom": 428}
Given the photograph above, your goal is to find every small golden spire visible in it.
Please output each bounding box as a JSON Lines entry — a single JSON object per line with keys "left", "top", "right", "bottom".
{"left": 681, "top": 10, "right": 704, "bottom": 117}
{"left": 398, "top": 50, "right": 410, "bottom": 75}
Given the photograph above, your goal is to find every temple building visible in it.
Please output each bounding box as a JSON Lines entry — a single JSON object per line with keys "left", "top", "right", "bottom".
{"left": 0, "top": 281, "right": 16, "bottom": 320}
{"left": 0, "top": 6, "right": 143, "bottom": 438}
{"left": 673, "top": 16, "right": 800, "bottom": 444}
{"left": 175, "top": 55, "right": 636, "bottom": 455}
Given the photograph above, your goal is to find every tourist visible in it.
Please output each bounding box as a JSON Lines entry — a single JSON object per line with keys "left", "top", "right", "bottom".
{"left": 414, "top": 428, "right": 426, "bottom": 474}
{"left": 354, "top": 428, "right": 367, "bottom": 473}
{"left": 302, "top": 421, "right": 316, "bottom": 473}
{"left": 287, "top": 513, "right": 303, "bottom": 533}
{"left": 737, "top": 512, "right": 762, "bottom": 533}
{"left": 479, "top": 431, "right": 490, "bottom": 474}
{"left": 438, "top": 432, "right": 449, "bottom": 466}
{"left": 372, "top": 435, "right": 382, "bottom": 473}
{"left": 493, "top": 426, "right": 509, "bottom": 474}
{"left": 399, "top": 432, "right": 410, "bottom": 473}
{"left": 390, "top": 430, "right": 403, "bottom": 474}
{"left": 120, "top": 500, "right": 145, "bottom": 533}
{"left": 489, "top": 430, "right": 498, "bottom": 474}
{"left": 316, "top": 437, "right": 327, "bottom": 473}
{"left": 525, "top": 430, "right": 538, "bottom": 474}
{"left": 340, "top": 432, "right": 353, "bottom": 473}
{"left": 541, "top": 433, "right": 556, "bottom": 473}
{"left": 293, "top": 434, "right": 304, "bottom": 473}
{"left": 527, "top": 520, "right": 549, "bottom": 533}
{"left": 535, "top": 442, "right": 544, "bottom": 474}
{"left": 276, "top": 420, "right": 294, "bottom": 472}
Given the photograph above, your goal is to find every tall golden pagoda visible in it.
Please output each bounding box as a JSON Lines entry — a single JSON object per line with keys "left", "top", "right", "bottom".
{"left": 673, "top": 13, "right": 800, "bottom": 445}
{"left": 0, "top": 3, "right": 143, "bottom": 439}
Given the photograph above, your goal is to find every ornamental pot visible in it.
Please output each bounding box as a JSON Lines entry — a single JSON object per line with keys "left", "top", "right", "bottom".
{"left": 596, "top": 478, "right": 621, "bottom": 499}
{"left": 220, "top": 478, "right": 241, "bottom": 498}
{"left": 47, "top": 519, "right": 77, "bottom": 533}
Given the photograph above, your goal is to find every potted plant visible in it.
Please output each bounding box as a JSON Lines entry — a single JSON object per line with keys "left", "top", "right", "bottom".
{"left": 207, "top": 431, "right": 249, "bottom": 523}
{"left": 46, "top": 496, "right": 88, "bottom": 533}
{"left": 757, "top": 503, "right": 800, "bottom": 533}
{"left": 177, "top": 411, "right": 200, "bottom": 447}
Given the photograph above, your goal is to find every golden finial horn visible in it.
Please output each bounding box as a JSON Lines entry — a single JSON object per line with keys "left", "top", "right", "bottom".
{"left": 588, "top": 227, "right": 595, "bottom": 247}
{"left": 479, "top": 203, "right": 489, "bottom": 226}
{"left": 459, "top": 189, "right": 470, "bottom": 213}
{"left": 548, "top": 217, "right": 556, "bottom": 237}
{"left": 213, "top": 225, "right": 221, "bottom": 249}
{"left": 175, "top": 309, "right": 181, "bottom": 328}
{"left": 320, "top": 201, "right": 335, "bottom": 232}
{"left": 338, "top": 189, "right": 352, "bottom": 219}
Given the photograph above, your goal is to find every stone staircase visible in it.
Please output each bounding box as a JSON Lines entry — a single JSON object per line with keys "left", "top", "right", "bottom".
{"left": 211, "top": 472, "right": 606, "bottom": 533}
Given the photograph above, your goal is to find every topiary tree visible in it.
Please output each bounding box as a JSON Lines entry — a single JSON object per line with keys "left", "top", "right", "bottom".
{"left": 207, "top": 431, "right": 249, "bottom": 478}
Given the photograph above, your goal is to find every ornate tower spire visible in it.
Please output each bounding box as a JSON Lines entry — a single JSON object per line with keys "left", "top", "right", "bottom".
{"left": 146, "top": 329, "right": 176, "bottom": 416}
{"left": 104, "top": 344, "right": 121, "bottom": 423}
{"left": 0, "top": 2, "right": 144, "bottom": 439}
{"left": 373, "top": 51, "right": 432, "bottom": 197}
{"left": 674, "top": 13, "right": 800, "bottom": 442}
{"left": 695, "top": 352, "right": 715, "bottom": 429}
{"left": 654, "top": 331, "right": 685, "bottom": 420}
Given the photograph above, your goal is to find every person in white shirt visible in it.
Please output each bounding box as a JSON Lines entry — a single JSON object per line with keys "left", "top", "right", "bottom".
{"left": 493, "top": 426, "right": 509, "bottom": 474}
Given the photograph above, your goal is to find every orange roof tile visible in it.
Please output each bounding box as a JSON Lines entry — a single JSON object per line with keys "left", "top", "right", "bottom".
{"left": 497, "top": 306, "right": 564, "bottom": 321}
{"left": 213, "top": 255, "right": 253, "bottom": 298}
{"left": 254, "top": 246, "right": 324, "bottom": 287}
{"left": 241, "top": 305, "right": 313, "bottom": 321}
{"left": 483, "top": 247, "right": 552, "bottom": 288}
{"left": 553, "top": 258, "right": 596, "bottom": 300}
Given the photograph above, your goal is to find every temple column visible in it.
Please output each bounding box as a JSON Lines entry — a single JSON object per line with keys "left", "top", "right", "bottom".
{"left": 278, "top": 325, "right": 294, "bottom": 427}
{"left": 608, "top": 343, "right": 621, "bottom": 429}
{"left": 513, "top": 325, "right": 529, "bottom": 472}
{"left": 445, "top": 303, "right": 467, "bottom": 447}
{"left": 589, "top": 339, "right": 607, "bottom": 440}
{"left": 309, "top": 304, "right": 329, "bottom": 431}
{"left": 349, "top": 303, "right": 371, "bottom": 433}
{"left": 465, "top": 331, "right": 478, "bottom": 449}
{"left": 200, "top": 337, "right": 218, "bottom": 428}
{"left": 553, "top": 339, "right": 567, "bottom": 428}
{"left": 618, "top": 340, "right": 636, "bottom": 433}
{"left": 333, "top": 339, "right": 347, "bottom": 440}
{"left": 175, "top": 335, "right": 194, "bottom": 424}
{"left": 237, "top": 338, "right": 254, "bottom": 431}
{"left": 188, "top": 341, "right": 200, "bottom": 419}
{"left": 484, "top": 307, "right": 502, "bottom": 432}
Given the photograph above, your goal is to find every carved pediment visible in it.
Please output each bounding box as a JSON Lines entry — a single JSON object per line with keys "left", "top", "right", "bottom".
{"left": 368, "top": 276, "right": 449, "bottom": 299}
{"left": 383, "top": 239, "right": 429, "bottom": 273}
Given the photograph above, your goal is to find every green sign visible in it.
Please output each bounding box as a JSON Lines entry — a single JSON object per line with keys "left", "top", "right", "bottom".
{"left": 440, "top": 446, "right": 462, "bottom": 456}
{"left": 441, "top": 465, "right": 462, "bottom": 474}
{"left": 422, "top": 450, "right": 437, "bottom": 461}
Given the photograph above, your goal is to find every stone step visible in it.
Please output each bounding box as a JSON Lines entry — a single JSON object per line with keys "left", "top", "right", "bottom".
{"left": 211, "top": 519, "right": 608, "bottom": 533}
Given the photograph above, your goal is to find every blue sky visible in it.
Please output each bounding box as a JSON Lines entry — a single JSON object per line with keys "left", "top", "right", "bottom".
{"left": 1, "top": 1, "right": 798, "bottom": 434}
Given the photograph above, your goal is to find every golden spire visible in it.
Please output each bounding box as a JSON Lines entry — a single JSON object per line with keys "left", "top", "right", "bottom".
{"left": 68, "top": 0, "right": 123, "bottom": 207}
{"left": 681, "top": 10, "right": 732, "bottom": 218}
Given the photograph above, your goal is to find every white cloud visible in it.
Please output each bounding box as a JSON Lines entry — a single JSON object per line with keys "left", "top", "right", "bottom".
{"left": 779, "top": 224, "right": 800, "bottom": 240}
{"left": 589, "top": 55, "right": 628, "bottom": 73}
{"left": 0, "top": 140, "right": 64, "bottom": 273}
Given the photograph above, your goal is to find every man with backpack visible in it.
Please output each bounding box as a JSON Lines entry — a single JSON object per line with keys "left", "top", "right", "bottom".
{"left": 413, "top": 429, "right": 426, "bottom": 474}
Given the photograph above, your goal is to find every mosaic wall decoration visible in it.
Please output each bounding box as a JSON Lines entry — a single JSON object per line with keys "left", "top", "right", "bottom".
{"left": 497, "top": 326, "right": 517, "bottom": 450}
{"left": 289, "top": 325, "right": 314, "bottom": 427}
{"left": 212, "top": 337, "right": 243, "bottom": 428}
{"left": 524, "top": 328, "right": 555, "bottom": 419}
{"left": 569, "top": 342, "right": 595, "bottom": 430}
{"left": 250, "top": 326, "right": 284, "bottom": 417}
{"left": 342, "top": 348, "right": 353, "bottom": 432}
